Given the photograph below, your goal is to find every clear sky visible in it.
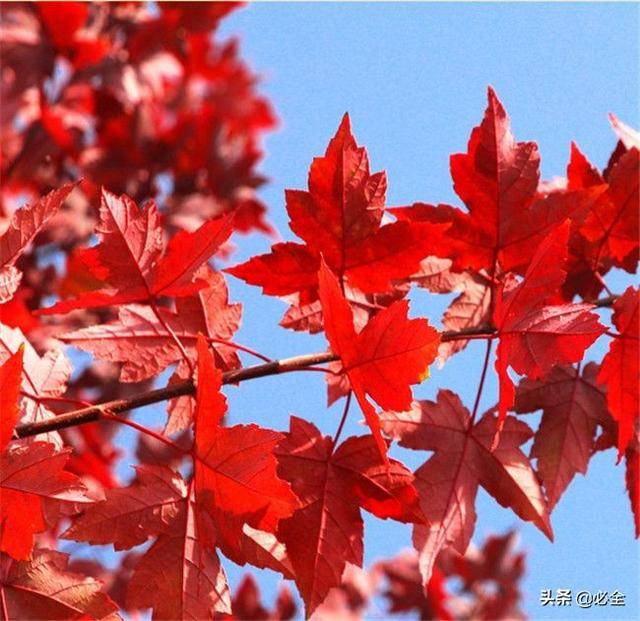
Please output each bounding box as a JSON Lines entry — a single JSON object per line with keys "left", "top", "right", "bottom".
{"left": 107, "top": 3, "right": 640, "bottom": 619}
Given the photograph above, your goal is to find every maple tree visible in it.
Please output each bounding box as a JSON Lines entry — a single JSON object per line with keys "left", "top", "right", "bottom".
{"left": 0, "top": 3, "right": 638, "bottom": 619}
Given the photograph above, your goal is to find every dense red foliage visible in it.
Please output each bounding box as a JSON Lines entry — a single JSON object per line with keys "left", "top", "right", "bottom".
{"left": 0, "top": 3, "right": 638, "bottom": 619}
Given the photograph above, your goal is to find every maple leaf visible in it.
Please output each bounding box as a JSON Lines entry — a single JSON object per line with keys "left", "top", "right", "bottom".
{"left": 390, "top": 88, "right": 580, "bottom": 276}
{"left": 493, "top": 222, "right": 606, "bottom": 438}
{"left": 514, "top": 363, "right": 608, "bottom": 510}
{"left": 0, "top": 184, "right": 76, "bottom": 303}
{"left": 447, "top": 530, "right": 527, "bottom": 620}
{"left": 59, "top": 268, "right": 241, "bottom": 385}
{"left": 598, "top": 286, "right": 639, "bottom": 455}
{"left": 380, "top": 390, "right": 552, "bottom": 584}
{"left": 0, "top": 549, "right": 120, "bottom": 620}
{"left": 625, "top": 442, "right": 640, "bottom": 538}
{"left": 40, "top": 188, "right": 234, "bottom": 314}
{"left": 377, "top": 553, "right": 453, "bottom": 621}
{"left": 275, "top": 416, "right": 426, "bottom": 616}
{"left": 0, "top": 323, "right": 72, "bottom": 447}
{"left": 193, "top": 336, "right": 299, "bottom": 561}
{"left": 560, "top": 141, "right": 636, "bottom": 300}
{"left": 227, "top": 114, "right": 444, "bottom": 310}
{"left": 0, "top": 348, "right": 23, "bottom": 450}
{"left": 63, "top": 464, "right": 186, "bottom": 551}
{"left": 63, "top": 463, "right": 232, "bottom": 618}
{"left": 1, "top": 442, "right": 94, "bottom": 560}
{"left": 609, "top": 113, "right": 640, "bottom": 151}
{"left": 318, "top": 260, "right": 440, "bottom": 459}
{"left": 228, "top": 573, "right": 297, "bottom": 621}
{"left": 409, "top": 256, "right": 492, "bottom": 363}
{"left": 580, "top": 148, "right": 639, "bottom": 270}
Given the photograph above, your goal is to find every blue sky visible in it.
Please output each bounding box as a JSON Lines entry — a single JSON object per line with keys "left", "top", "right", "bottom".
{"left": 106, "top": 3, "right": 639, "bottom": 619}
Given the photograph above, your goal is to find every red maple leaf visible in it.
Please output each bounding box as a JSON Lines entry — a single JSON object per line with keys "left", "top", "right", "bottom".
{"left": 227, "top": 114, "right": 444, "bottom": 320}
{"left": 226, "top": 573, "right": 296, "bottom": 621}
{"left": 275, "top": 416, "right": 426, "bottom": 616}
{"left": 40, "top": 189, "right": 233, "bottom": 314}
{"left": 380, "top": 390, "right": 552, "bottom": 584}
{"left": 580, "top": 148, "right": 639, "bottom": 269}
{"left": 494, "top": 222, "right": 606, "bottom": 440}
{"left": 63, "top": 463, "right": 233, "bottom": 618}
{"left": 318, "top": 260, "right": 440, "bottom": 459}
{"left": 598, "top": 286, "right": 639, "bottom": 455}
{"left": 192, "top": 335, "right": 299, "bottom": 561}
{"left": 59, "top": 267, "right": 241, "bottom": 385}
{"left": 390, "top": 88, "right": 578, "bottom": 276}
{"left": 1, "top": 441, "right": 94, "bottom": 560}
{"left": 514, "top": 363, "right": 608, "bottom": 509}
{"left": 0, "top": 324, "right": 72, "bottom": 447}
{"left": 0, "top": 348, "right": 23, "bottom": 450}
{"left": 376, "top": 553, "right": 454, "bottom": 621}
{"left": 0, "top": 184, "right": 76, "bottom": 303}
{"left": 0, "top": 549, "right": 119, "bottom": 620}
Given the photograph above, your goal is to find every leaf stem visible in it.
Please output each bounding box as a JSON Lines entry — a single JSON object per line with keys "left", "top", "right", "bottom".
{"left": 469, "top": 339, "right": 494, "bottom": 425}
{"left": 101, "top": 411, "right": 188, "bottom": 454}
{"left": 20, "top": 392, "right": 94, "bottom": 409}
{"left": 205, "top": 336, "right": 272, "bottom": 363}
{"left": 332, "top": 391, "right": 352, "bottom": 448}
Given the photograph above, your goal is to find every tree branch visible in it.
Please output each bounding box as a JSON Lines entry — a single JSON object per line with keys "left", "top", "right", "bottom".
{"left": 13, "top": 299, "right": 617, "bottom": 440}
{"left": 15, "top": 351, "right": 337, "bottom": 439}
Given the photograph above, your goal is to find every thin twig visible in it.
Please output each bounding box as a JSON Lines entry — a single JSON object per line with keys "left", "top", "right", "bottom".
{"left": 332, "top": 391, "right": 352, "bottom": 447}
{"left": 101, "top": 411, "right": 188, "bottom": 454}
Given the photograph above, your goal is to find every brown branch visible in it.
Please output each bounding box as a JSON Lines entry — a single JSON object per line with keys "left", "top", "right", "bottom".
{"left": 593, "top": 294, "right": 618, "bottom": 308}
{"left": 441, "top": 325, "right": 496, "bottom": 340}
{"left": 15, "top": 351, "right": 336, "bottom": 439}
{"left": 13, "top": 299, "right": 617, "bottom": 440}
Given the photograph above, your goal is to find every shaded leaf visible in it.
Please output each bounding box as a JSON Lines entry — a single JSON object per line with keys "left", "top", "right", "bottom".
{"left": 380, "top": 390, "right": 552, "bottom": 584}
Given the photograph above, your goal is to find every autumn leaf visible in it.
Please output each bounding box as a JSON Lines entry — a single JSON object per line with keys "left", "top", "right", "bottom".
{"left": 318, "top": 260, "right": 440, "bottom": 459}
{"left": 625, "top": 442, "right": 639, "bottom": 537}
{"left": 598, "top": 286, "right": 639, "bottom": 456}
{"left": 0, "top": 184, "right": 77, "bottom": 303}
{"left": 0, "top": 348, "right": 23, "bottom": 450}
{"left": 1, "top": 442, "right": 94, "bottom": 560}
{"left": 580, "top": 148, "right": 639, "bottom": 270}
{"left": 193, "top": 335, "right": 298, "bottom": 560}
{"left": 60, "top": 268, "right": 241, "bottom": 385}
{"left": 408, "top": 256, "right": 492, "bottom": 363}
{"left": 376, "top": 554, "right": 453, "bottom": 620}
{"left": 63, "top": 463, "right": 232, "bottom": 619}
{"left": 380, "top": 390, "right": 552, "bottom": 584}
{"left": 0, "top": 323, "right": 72, "bottom": 447}
{"left": 514, "top": 363, "right": 608, "bottom": 509}
{"left": 227, "top": 573, "right": 297, "bottom": 620}
{"left": 0, "top": 549, "right": 120, "bottom": 620}
{"left": 494, "top": 222, "right": 606, "bottom": 439}
{"left": 275, "top": 416, "right": 425, "bottom": 616}
{"left": 390, "top": 88, "right": 578, "bottom": 276}
{"left": 63, "top": 464, "right": 187, "bottom": 550}
{"left": 560, "top": 141, "right": 636, "bottom": 300}
{"left": 40, "top": 189, "right": 234, "bottom": 314}
{"left": 227, "top": 114, "right": 444, "bottom": 320}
